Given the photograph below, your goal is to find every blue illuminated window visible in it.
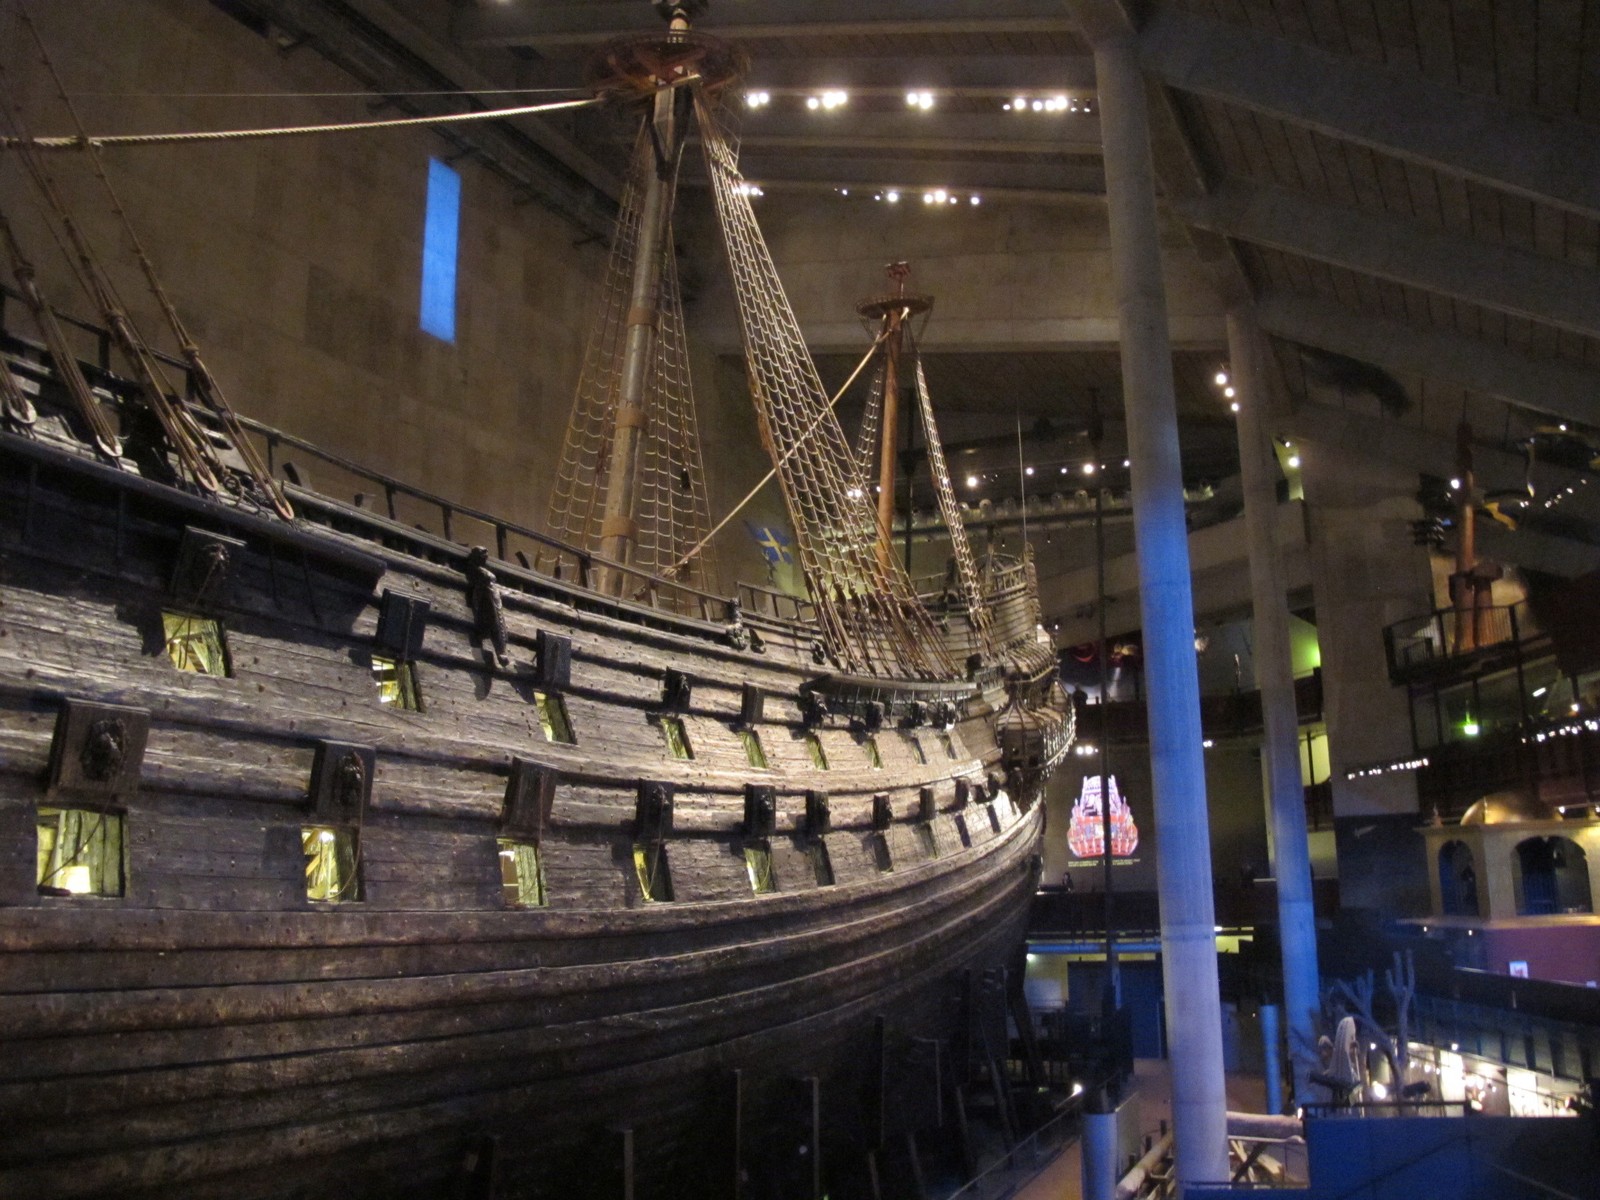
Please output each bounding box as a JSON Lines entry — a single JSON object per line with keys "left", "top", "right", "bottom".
{"left": 420, "top": 158, "right": 460, "bottom": 342}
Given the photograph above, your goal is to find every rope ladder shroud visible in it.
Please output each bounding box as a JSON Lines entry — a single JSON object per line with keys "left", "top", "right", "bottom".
{"left": 695, "top": 89, "right": 954, "bottom": 681}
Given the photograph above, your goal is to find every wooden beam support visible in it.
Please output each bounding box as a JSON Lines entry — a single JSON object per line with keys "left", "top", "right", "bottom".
{"left": 1181, "top": 179, "right": 1600, "bottom": 339}
{"left": 1255, "top": 292, "right": 1600, "bottom": 428}
{"left": 1141, "top": 5, "right": 1600, "bottom": 220}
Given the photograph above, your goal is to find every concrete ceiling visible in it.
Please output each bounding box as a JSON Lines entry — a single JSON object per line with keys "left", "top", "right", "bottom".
{"left": 232, "top": 0, "right": 1600, "bottom": 580}
{"left": 453, "top": 1, "right": 1599, "bottom": 455}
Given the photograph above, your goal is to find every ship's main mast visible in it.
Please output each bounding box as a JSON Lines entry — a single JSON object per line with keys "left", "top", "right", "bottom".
{"left": 858, "top": 263, "right": 931, "bottom": 573}
{"left": 595, "top": 5, "right": 693, "bottom": 593}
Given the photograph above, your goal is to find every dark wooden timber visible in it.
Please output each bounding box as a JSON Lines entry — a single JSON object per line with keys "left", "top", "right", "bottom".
{"left": 0, "top": 404, "right": 1057, "bottom": 1198}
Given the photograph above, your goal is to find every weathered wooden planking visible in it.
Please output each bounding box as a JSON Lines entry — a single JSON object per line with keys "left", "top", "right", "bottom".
{"left": 0, "top": 835, "right": 1033, "bottom": 1098}
{"left": 0, "top": 857, "right": 1033, "bottom": 1178}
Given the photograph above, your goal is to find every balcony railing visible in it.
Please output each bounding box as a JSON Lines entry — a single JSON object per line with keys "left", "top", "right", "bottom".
{"left": 1383, "top": 603, "right": 1542, "bottom": 684}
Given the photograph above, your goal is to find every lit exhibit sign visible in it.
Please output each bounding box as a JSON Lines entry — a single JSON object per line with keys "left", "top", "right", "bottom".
{"left": 1068, "top": 774, "right": 1139, "bottom": 859}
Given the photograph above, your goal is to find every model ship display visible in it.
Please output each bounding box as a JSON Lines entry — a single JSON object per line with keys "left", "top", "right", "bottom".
{"left": 0, "top": 6, "right": 1072, "bottom": 1198}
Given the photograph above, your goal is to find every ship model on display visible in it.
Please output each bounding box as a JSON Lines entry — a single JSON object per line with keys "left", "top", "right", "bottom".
{"left": 0, "top": 4, "right": 1073, "bottom": 1197}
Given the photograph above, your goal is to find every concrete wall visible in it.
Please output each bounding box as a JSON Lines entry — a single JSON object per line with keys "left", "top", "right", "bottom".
{"left": 695, "top": 191, "right": 1225, "bottom": 354}
{"left": 0, "top": 0, "right": 608, "bottom": 532}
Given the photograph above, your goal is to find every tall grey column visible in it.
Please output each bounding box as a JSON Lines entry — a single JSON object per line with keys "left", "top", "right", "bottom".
{"left": 1081, "top": 1110, "right": 1118, "bottom": 1200}
{"left": 1091, "top": 29, "right": 1229, "bottom": 1189}
{"left": 1228, "top": 311, "right": 1321, "bottom": 1107}
{"left": 1260, "top": 1003, "right": 1284, "bottom": 1115}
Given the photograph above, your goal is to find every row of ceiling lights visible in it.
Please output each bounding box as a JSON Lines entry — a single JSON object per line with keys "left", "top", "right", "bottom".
{"left": 742, "top": 90, "right": 1092, "bottom": 114}
{"left": 963, "top": 459, "right": 1132, "bottom": 489}
{"left": 732, "top": 184, "right": 985, "bottom": 205}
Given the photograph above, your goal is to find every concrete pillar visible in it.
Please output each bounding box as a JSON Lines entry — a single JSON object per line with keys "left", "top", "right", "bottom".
{"left": 1228, "top": 311, "right": 1320, "bottom": 1105}
{"left": 1299, "top": 440, "right": 1432, "bottom": 913}
{"left": 1260, "top": 1003, "right": 1284, "bottom": 1115}
{"left": 1081, "top": 1109, "right": 1119, "bottom": 1200}
{"left": 1091, "top": 30, "right": 1229, "bottom": 1189}
{"left": 1483, "top": 830, "right": 1519, "bottom": 919}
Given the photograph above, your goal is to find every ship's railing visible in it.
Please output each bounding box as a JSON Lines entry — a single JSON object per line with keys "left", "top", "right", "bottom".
{"left": 227, "top": 412, "right": 732, "bottom": 616}
{"left": 736, "top": 579, "right": 815, "bottom": 624}
{"left": 910, "top": 556, "right": 1031, "bottom": 606}
{"left": 0, "top": 287, "right": 822, "bottom": 640}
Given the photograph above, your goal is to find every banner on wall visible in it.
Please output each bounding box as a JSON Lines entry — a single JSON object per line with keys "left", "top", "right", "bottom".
{"left": 1067, "top": 774, "right": 1140, "bottom": 862}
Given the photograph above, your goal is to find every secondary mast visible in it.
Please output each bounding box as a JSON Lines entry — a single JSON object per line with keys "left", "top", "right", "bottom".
{"left": 858, "top": 263, "right": 930, "bottom": 573}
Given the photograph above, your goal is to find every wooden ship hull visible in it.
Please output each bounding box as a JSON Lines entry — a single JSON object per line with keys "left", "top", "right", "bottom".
{"left": 0, "top": 400, "right": 1062, "bottom": 1200}
{"left": 0, "top": 11, "right": 1074, "bottom": 1193}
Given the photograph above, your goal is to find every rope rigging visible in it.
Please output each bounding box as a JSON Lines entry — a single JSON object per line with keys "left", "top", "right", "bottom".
{"left": 13, "top": 2, "right": 291, "bottom": 517}
{"left": 0, "top": 6, "right": 233, "bottom": 501}
{"left": 906, "top": 325, "right": 996, "bottom": 657}
{"left": 0, "top": 95, "right": 600, "bottom": 151}
{"left": 696, "top": 88, "right": 953, "bottom": 679}
{"left": 543, "top": 119, "right": 719, "bottom": 604}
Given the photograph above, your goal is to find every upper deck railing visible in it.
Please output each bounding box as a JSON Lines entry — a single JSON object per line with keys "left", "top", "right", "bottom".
{"left": 0, "top": 284, "right": 817, "bottom": 640}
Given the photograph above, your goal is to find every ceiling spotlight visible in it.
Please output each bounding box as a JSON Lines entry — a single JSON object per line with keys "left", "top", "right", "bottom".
{"left": 1025, "top": 466, "right": 1035, "bottom": 476}
{"left": 1060, "top": 466, "right": 1069, "bottom": 474}
{"left": 744, "top": 90, "right": 771, "bottom": 108}
{"left": 806, "top": 96, "right": 819, "bottom": 110}
{"left": 923, "top": 192, "right": 934, "bottom": 204}
{"left": 1012, "top": 95, "right": 1027, "bottom": 110}
{"left": 970, "top": 195, "right": 981, "bottom": 205}
{"left": 1450, "top": 477, "right": 1461, "bottom": 490}
{"left": 966, "top": 474, "right": 979, "bottom": 488}
{"left": 906, "top": 90, "right": 934, "bottom": 110}
{"left": 1230, "top": 401, "right": 1240, "bottom": 413}
{"left": 1223, "top": 386, "right": 1235, "bottom": 398}
{"left": 1082, "top": 462, "right": 1096, "bottom": 475}
{"left": 886, "top": 190, "right": 900, "bottom": 203}
{"left": 1214, "top": 371, "right": 1229, "bottom": 386}
{"left": 1287, "top": 454, "right": 1301, "bottom": 468}
{"left": 1123, "top": 458, "right": 1130, "bottom": 468}
{"left": 933, "top": 189, "right": 948, "bottom": 203}
{"left": 1031, "top": 99, "right": 1044, "bottom": 112}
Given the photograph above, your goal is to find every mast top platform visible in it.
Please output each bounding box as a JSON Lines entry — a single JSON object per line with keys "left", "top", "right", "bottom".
{"left": 857, "top": 260, "right": 933, "bottom": 323}
{"left": 586, "top": 27, "right": 745, "bottom": 99}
